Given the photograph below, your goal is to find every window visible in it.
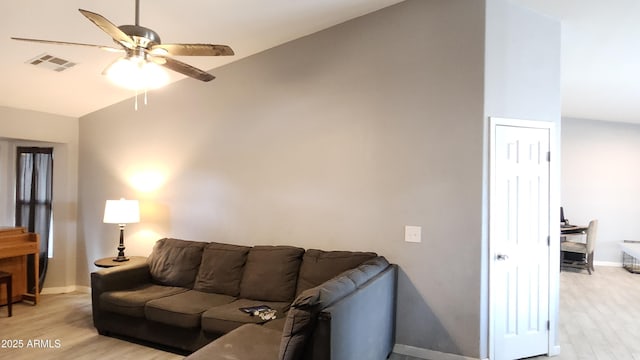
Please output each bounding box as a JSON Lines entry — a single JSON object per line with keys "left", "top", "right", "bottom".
{"left": 15, "top": 146, "right": 53, "bottom": 291}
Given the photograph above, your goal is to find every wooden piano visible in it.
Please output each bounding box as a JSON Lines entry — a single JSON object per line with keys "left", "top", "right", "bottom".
{"left": 0, "top": 227, "right": 39, "bottom": 306}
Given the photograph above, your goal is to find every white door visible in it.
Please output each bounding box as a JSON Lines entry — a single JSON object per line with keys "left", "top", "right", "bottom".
{"left": 491, "top": 119, "right": 551, "bottom": 360}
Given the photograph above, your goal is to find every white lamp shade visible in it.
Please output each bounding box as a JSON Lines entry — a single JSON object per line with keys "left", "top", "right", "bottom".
{"left": 103, "top": 199, "right": 140, "bottom": 224}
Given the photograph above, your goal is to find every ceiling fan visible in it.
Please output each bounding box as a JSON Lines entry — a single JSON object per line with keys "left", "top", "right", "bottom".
{"left": 11, "top": 0, "right": 234, "bottom": 85}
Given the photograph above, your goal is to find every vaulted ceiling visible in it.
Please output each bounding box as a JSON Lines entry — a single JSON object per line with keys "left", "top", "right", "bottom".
{"left": 0, "top": 0, "right": 403, "bottom": 117}
{"left": 2, "top": 1, "right": 638, "bottom": 123}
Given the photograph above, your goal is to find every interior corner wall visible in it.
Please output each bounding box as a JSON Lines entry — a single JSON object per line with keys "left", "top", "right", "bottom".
{"left": 483, "top": 0, "right": 561, "bottom": 358}
{"left": 78, "top": 0, "right": 486, "bottom": 357}
{"left": 561, "top": 117, "right": 640, "bottom": 265}
{"left": 0, "top": 106, "right": 80, "bottom": 292}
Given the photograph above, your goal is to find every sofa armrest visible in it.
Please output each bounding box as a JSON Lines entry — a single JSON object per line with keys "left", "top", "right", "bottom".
{"left": 91, "top": 262, "right": 152, "bottom": 329}
{"left": 305, "top": 264, "right": 397, "bottom": 360}
{"left": 91, "top": 262, "right": 151, "bottom": 293}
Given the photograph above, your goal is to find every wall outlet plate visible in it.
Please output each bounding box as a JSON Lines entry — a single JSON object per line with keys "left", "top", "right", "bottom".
{"left": 405, "top": 225, "right": 422, "bottom": 243}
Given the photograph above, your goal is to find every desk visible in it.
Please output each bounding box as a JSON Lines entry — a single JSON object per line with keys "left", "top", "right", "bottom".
{"left": 561, "top": 225, "right": 588, "bottom": 264}
{"left": 0, "top": 227, "right": 39, "bottom": 305}
{"left": 561, "top": 225, "right": 588, "bottom": 235}
{"left": 561, "top": 225, "right": 588, "bottom": 244}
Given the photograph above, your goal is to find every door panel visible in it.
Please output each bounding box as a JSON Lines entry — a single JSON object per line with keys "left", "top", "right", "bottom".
{"left": 493, "top": 124, "right": 550, "bottom": 359}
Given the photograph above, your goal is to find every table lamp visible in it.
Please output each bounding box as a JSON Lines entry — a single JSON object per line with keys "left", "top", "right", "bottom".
{"left": 103, "top": 198, "right": 140, "bottom": 262}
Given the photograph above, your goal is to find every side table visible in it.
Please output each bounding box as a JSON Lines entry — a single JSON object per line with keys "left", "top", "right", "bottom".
{"left": 94, "top": 256, "right": 147, "bottom": 268}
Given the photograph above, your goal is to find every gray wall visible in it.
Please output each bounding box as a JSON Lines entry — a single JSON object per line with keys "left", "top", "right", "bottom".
{"left": 0, "top": 106, "right": 79, "bottom": 291}
{"left": 562, "top": 117, "right": 640, "bottom": 264}
{"left": 485, "top": 1, "right": 561, "bottom": 121}
{"left": 79, "top": 0, "right": 487, "bottom": 357}
{"left": 78, "top": 0, "right": 560, "bottom": 358}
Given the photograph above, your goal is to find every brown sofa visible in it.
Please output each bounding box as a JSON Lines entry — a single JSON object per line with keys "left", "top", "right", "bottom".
{"left": 91, "top": 238, "right": 397, "bottom": 360}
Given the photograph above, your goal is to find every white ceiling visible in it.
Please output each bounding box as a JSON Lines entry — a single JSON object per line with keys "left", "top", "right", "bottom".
{"left": 0, "top": 0, "right": 403, "bottom": 118}
{"left": 1, "top": 1, "right": 639, "bottom": 123}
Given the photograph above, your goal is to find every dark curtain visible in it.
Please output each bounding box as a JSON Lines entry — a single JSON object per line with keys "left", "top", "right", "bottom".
{"left": 15, "top": 147, "right": 53, "bottom": 293}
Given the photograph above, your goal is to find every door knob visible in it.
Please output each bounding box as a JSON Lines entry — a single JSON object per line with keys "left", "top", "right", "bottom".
{"left": 496, "top": 254, "right": 509, "bottom": 261}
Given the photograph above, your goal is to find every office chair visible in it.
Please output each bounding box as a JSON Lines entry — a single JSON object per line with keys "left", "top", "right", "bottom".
{"left": 561, "top": 219, "right": 598, "bottom": 274}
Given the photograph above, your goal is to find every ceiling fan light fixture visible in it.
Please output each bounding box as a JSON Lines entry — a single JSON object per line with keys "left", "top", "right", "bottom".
{"left": 12, "top": 1, "right": 234, "bottom": 96}
{"left": 105, "top": 56, "right": 169, "bottom": 91}
{"left": 149, "top": 47, "right": 169, "bottom": 56}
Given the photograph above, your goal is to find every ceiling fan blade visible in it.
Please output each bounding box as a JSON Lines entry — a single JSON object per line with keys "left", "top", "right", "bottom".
{"left": 150, "top": 44, "right": 234, "bottom": 56}
{"left": 11, "top": 37, "right": 124, "bottom": 52}
{"left": 158, "top": 57, "right": 215, "bottom": 82}
{"left": 78, "top": 9, "right": 135, "bottom": 49}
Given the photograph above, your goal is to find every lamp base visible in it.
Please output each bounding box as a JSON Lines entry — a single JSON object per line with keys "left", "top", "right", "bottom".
{"left": 113, "top": 225, "right": 129, "bottom": 262}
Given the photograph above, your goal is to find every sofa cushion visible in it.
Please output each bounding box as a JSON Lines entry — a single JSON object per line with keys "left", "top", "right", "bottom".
{"left": 262, "top": 316, "right": 287, "bottom": 332}
{"left": 279, "top": 256, "right": 390, "bottom": 360}
{"left": 145, "top": 290, "right": 236, "bottom": 328}
{"left": 193, "top": 242, "right": 251, "bottom": 296}
{"left": 201, "top": 298, "right": 290, "bottom": 335}
{"left": 185, "top": 324, "right": 281, "bottom": 360}
{"left": 99, "top": 284, "right": 187, "bottom": 318}
{"left": 147, "top": 238, "right": 206, "bottom": 288}
{"left": 295, "top": 249, "right": 377, "bottom": 295}
{"left": 279, "top": 306, "right": 316, "bottom": 360}
{"left": 239, "top": 245, "right": 304, "bottom": 302}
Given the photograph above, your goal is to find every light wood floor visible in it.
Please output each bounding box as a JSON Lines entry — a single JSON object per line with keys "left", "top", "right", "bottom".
{"left": 388, "top": 266, "right": 640, "bottom": 360}
{"left": 0, "top": 292, "right": 183, "bottom": 360}
{"left": 531, "top": 266, "right": 640, "bottom": 360}
{"left": 0, "top": 266, "right": 638, "bottom": 360}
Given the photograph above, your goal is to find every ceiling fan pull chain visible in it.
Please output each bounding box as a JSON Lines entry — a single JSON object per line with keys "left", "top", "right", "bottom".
{"left": 144, "top": 89, "right": 148, "bottom": 106}
{"left": 134, "top": 90, "right": 139, "bottom": 111}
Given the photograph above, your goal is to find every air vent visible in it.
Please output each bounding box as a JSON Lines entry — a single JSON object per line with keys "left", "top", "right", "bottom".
{"left": 26, "top": 53, "right": 76, "bottom": 72}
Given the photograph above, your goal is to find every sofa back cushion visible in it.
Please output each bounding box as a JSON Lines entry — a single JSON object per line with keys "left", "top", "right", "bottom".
{"left": 295, "top": 249, "right": 377, "bottom": 296}
{"left": 147, "top": 238, "right": 206, "bottom": 288}
{"left": 239, "top": 245, "right": 304, "bottom": 302}
{"left": 279, "top": 256, "right": 390, "bottom": 360}
{"left": 194, "top": 242, "right": 251, "bottom": 296}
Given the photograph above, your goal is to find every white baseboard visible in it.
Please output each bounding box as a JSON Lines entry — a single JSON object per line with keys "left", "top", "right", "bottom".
{"left": 393, "top": 344, "right": 487, "bottom": 360}
{"left": 594, "top": 260, "right": 622, "bottom": 267}
{"left": 41, "top": 285, "right": 91, "bottom": 295}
